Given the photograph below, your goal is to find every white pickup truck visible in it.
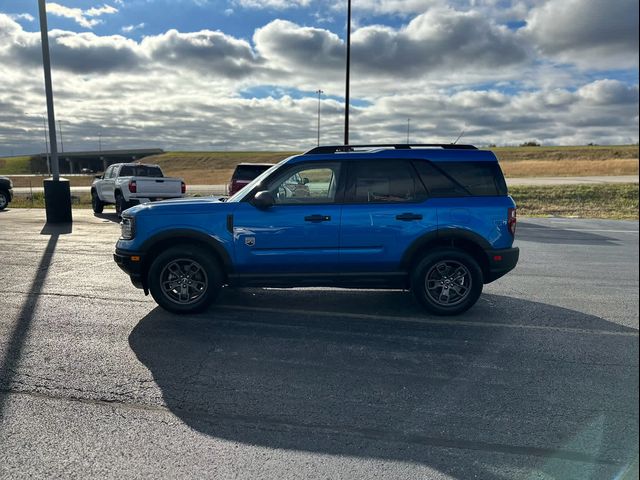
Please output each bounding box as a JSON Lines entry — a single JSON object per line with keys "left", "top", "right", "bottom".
{"left": 91, "top": 163, "right": 185, "bottom": 215}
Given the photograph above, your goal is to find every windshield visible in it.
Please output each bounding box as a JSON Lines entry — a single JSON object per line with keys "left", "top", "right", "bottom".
{"left": 227, "top": 159, "right": 288, "bottom": 202}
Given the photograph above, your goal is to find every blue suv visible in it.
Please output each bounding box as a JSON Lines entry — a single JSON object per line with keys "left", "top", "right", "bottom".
{"left": 114, "top": 144, "right": 519, "bottom": 315}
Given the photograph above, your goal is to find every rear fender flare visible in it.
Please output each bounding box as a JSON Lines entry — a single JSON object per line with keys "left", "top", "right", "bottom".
{"left": 401, "top": 228, "right": 491, "bottom": 272}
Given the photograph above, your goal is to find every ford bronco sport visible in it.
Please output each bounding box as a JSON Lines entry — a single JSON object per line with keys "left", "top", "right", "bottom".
{"left": 114, "top": 144, "right": 519, "bottom": 316}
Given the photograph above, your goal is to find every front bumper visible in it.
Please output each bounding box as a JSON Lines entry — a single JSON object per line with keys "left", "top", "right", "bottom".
{"left": 484, "top": 247, "right": 519, "bottom": 283}
{"left": 114, "top": 249, "right": 145, "bottom": 289}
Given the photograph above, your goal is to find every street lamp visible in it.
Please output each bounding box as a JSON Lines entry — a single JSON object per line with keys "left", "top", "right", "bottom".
{"left": 344, "top": 0, "right": 351, "bottom": 145}
{"left": 38, "top": 0, "right": 72, "bottom": 223}
{"left": 315, "top": 89, "right": 323, "bottom": 146}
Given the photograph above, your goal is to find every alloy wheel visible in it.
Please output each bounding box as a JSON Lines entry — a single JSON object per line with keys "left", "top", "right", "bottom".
{"left": 159, "top": 258, "right": 209, "bottom": 305}
{"left": 424, "top": 260, "right": 472, "bottom": 307}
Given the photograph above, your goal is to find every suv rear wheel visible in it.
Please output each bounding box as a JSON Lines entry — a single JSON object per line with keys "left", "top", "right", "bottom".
{"left": 115, "top": 191, "right": 127, "bottom": 216}
{"left": 411, "top": 248, "right": 483, "bottom": 316}
{"left": 148, "top": 245, "right": 222, "bottom": 314}
{"left": 0, "top": 190, "right": 9, "bottom": 211}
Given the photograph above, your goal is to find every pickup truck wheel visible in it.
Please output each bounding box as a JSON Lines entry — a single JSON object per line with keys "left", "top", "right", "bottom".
{"left": 91, "top": 190, "right": 104, "bottom": 213}
{"left": 115, "top": 192, "right": 127, "bottom": 216}
{"left": 411, "top": 248, "right": 483, "bottom": 316}
{"left": 0, "top": 190, "right": 8, "bottom": 211}
{"left": 148, "top": 246, "right": 222, "bottom": 314}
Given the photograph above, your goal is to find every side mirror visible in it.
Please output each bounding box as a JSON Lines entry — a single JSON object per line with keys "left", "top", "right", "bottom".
{"left": 95, "top": 174, "right": 103, "bottom": 179}
{"left": 302, "top": 177, "right": 310, "bottom": 185}
{"left": 252, "top": 190, "right": 275, "bottom": 209}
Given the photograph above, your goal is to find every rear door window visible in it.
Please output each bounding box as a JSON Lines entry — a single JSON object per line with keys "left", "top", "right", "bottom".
{"left": 346, "top": 160, "right": 427, "bottom": 203}
{"left": 413, "top": 160, "right": 507, "bottom": 197}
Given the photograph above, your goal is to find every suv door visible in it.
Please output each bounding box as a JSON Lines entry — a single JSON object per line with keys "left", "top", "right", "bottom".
{"left": 232, "top": 162, "right": 343, "bottom": 274}
{"left": 339, "top": 159, "right": 437, "bottom": 272}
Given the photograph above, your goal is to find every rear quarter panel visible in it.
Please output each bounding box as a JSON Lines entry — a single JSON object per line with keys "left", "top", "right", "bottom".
{"left": 432, "top": 196, "right": 516, "bottom": 249}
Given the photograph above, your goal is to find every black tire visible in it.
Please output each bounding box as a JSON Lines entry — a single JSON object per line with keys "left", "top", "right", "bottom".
{"left": 148, "top": 245, "right": 223, "bottom": 314}
{"left": 115, "top": 191, "right": 127, "bottom": 216}
{"left": 411, "top": 248, "right": 483, "bottom": 316}
{"left": 91, "top": 190, "right": 104, "bottom": 214}
{"left": 0, "top": 190, "right": 8, "bottom": 211}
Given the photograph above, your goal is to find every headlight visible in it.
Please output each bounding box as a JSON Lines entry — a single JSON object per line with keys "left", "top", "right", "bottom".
{"left": 120, "top": 215, "right": 135, "bottom": 240}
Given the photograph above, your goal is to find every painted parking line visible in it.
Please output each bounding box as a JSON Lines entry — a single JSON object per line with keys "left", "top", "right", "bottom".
{"left": 217, "top": 304, "right": 639, "bottom": 337}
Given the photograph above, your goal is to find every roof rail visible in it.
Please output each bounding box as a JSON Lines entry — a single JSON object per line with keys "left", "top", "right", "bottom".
{"left": 304, "top": 143, "right": 478, "bottom": 155}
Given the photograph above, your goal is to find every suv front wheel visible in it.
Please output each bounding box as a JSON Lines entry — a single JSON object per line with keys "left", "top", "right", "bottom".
{"left": 148, "top": 245, "right": 222, "bottom": 314}
{"left": 411, "top": 248, "right": 483, "bottom": 316}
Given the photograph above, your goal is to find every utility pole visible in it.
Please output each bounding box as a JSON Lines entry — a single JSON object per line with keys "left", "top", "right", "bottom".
{"left": 58, "top": 120, "right": 64, "bottom": 152}
{"left": 38, "top": 0, "right": 72, "bottom": 222}
{"left": 316, "top": 89, "right": 323, "bottom": 146}
{"left": 42, "top": 116, "right": 50, "bottom": 174}
{"left": 407, "top": 118, "right": 410, "bottom": 144}
{"left": 344, "top": 0, "right": 351, "bottom": 145}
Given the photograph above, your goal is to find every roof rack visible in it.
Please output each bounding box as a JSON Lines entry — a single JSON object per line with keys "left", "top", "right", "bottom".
{"left": 304, "top": 143, "right": 478, "bottom": 155}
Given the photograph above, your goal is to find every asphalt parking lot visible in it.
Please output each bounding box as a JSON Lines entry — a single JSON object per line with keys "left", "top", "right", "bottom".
{"left": 0, "top": 209, "right": 638, "bottom": 480}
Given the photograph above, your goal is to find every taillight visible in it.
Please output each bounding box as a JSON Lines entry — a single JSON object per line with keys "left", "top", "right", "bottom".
{"left": 181, "top": 181, "right": 186, "bottom": 194}
{"left": 128, "top": 180, "right": 137, "bottom": 193}
{"left": 507, "top": 207, "right": 517, "bottom": 236}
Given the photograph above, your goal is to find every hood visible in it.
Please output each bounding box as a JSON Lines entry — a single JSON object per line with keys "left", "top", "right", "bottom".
{"left": 125, "top": 196, "right": 228, "bottom": 216}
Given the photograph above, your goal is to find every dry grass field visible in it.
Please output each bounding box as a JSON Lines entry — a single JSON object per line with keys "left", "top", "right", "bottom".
{"left": 148, "top": 145, "right": 639, "bottom": 185}
{"left": 509, "top": 183, "right": 639, "bottom": 219}
{"left": 493, "top": 145, "right": 638, "bottom": 177}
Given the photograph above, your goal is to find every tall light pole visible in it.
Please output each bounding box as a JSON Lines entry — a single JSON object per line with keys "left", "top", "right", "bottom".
{"left": 316, "top": 89, "right": 323, "bottom": 146}
{"left": 42, "top": 115, "right": 50, "bottom": 174}
{"left": 58, "top": 120, "right": 64, "bottom": 153}
{"left": 407, "top": 118, "right": 411, "bottom": 144}
{"left": 344, "top": 0, "right": 351, "bottom": 145}
{"left": 98, "top": 132, "right": 102, "bottom": 152}
{"left": 38, "top": 0, "right": 72, "bottom": 223}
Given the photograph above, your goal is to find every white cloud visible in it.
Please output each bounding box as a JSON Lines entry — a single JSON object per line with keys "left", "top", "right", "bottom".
{"left": 234, "top": 0, "right": 311, "bottom": 9}
{"left": 8, "top": 13, "right": 35, "bottom": 22}
{"left": 85, "top": 4, "right": 119, "bottom": 17}
{"left": 46, "top": 2, "right": 119, "bottom": 29}
{"left": 0, "top": 9, "right": 637, "bottom": 155}
{"left": 525, "top": 0, "right": 639, "bottom": 69}
{"left": 122, "top": 22, "right": 145, "bottom": 33}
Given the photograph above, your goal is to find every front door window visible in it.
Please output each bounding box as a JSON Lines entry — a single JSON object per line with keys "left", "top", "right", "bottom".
{"left": 268, "top": 164, "right": 341, "bottom": 204}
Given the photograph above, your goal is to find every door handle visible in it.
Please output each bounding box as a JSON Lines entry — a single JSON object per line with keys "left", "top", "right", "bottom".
{"left": 396, "top": 213, "right": 423, "bottom": 221}
{"left": 304, "top": 214, "right": 331, "bottom": 222}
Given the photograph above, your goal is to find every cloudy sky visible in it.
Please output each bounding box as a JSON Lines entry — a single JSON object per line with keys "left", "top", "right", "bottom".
{"left": 0, "top": 0, "right": 638, "bottom": 155}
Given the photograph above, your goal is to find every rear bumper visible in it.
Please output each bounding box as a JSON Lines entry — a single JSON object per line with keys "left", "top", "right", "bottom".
{"left": 114, "top": 249, "right": 145, "bottom": 289}
{"left": 484, "top": 247, "right": 519, "bottom": 283}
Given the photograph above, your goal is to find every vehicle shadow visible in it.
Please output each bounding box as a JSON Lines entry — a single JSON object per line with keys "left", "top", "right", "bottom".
{"left": 517, "top": 221, "right": 619, "bottom": 246}
{"left": 93, "top": 211, "right": 120, "bottom": 223}
{"left": 128, "top": 292, "right": 638, "bottom": 480}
